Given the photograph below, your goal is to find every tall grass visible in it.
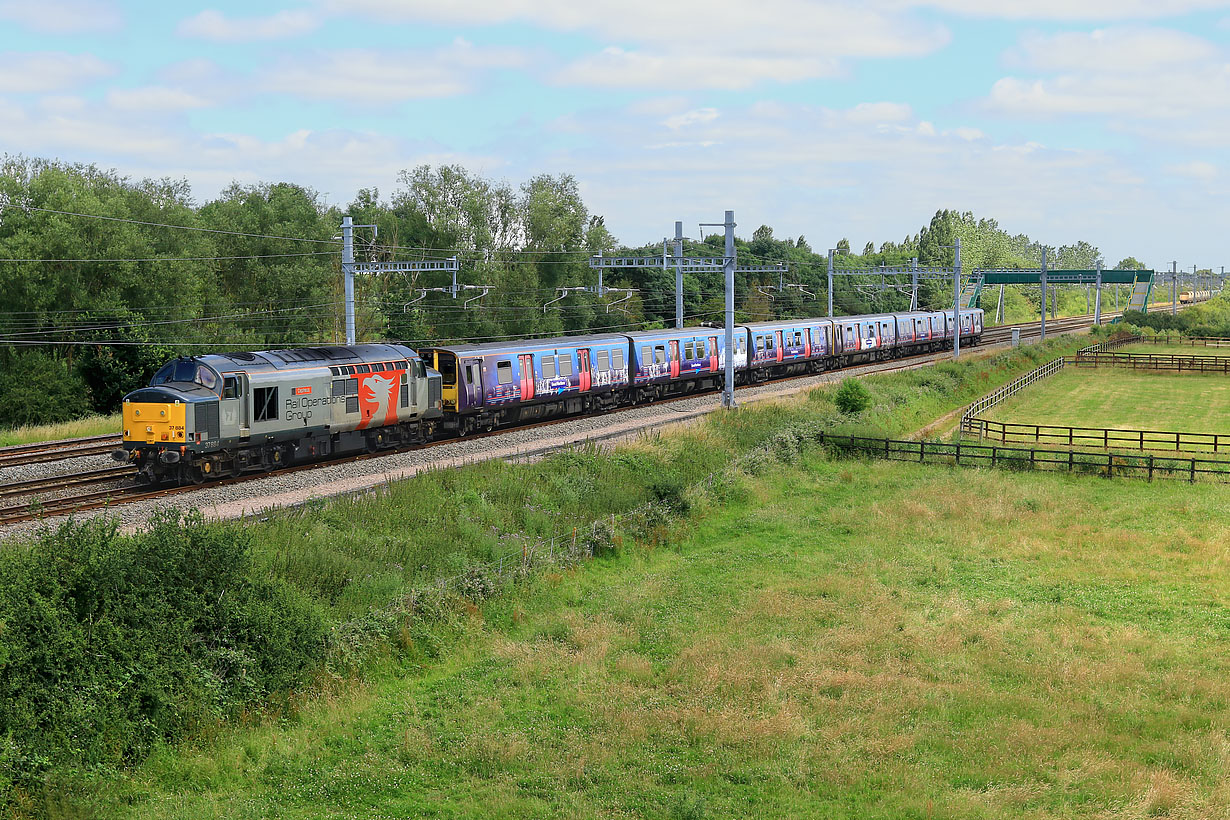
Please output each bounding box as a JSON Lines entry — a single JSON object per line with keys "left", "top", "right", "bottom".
{"left": 0, "top": 413, "right": 120, "bottom": 447}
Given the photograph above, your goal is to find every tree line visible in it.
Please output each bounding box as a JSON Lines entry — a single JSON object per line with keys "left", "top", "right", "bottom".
{"left": 0, "top": 156, "right": 1142, "bottom": 426}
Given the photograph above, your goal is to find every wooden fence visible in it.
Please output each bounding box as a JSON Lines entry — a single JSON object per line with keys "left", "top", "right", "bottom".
{"left": 962, "top": 418, "right": 1230, "bottom": 454}
{"left": 818, "top": 433, "right": 1230, "bottom": 483}
{"left": 1069, "top": 352, "right": 1230, "bottom": 373}
{"left": 1127, "top": 334, "right": 1230, "bottom": 348}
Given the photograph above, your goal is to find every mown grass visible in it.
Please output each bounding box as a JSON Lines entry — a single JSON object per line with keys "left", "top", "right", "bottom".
{"left": 0, "top": 413, "right": 120, "bottom": 447}
{"left": 983, "top": 369, "right": 1230, "bottom": 436}
{"left": 86, "top": 454, "right": 1230, "bottom": 819}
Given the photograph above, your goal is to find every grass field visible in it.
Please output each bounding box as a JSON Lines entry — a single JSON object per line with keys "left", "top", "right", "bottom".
{"left": 1121, "top": 343, "right": 1230, "bottom": 357}
{"left": 0, "top": 413, "right": 120, "bottom": 447}
{"left": 85, "top": 455, "right": 1230, "bottom": 819}
{"left": 982, "top": 368, "right": 1230, "bottom": 435}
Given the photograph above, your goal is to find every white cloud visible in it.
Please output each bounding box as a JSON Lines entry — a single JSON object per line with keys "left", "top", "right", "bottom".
{"left": 0, "top": 96, "right": 501, "bottom": 204}
{"left": 107, "top": 87, "right": 213, "bottom": 112}
{"left": 0, "top": 0, "right": 120, "bottom": 33}
{"left": 337, "top": 0, "right": 949, "bottom": 89}
{"left": 559, "top": 49, "right": 840, "bottom": 89}
{"left": 984, "top": 27, "right": 1230, "bottom": 126}
{"left": 262, "top": 41, "right": 529, "bottom": 102}
{"left": 663, "top": 108, "right": 719, "bottom": 130}
{"left": 1006, "top": 27, "right": 1217, "bottom": 72}
{"left": 1167, "top": 160, "right": 1219, "bottom": 180}
{"left": 177, "top": 8, "right": 320, "bottom": 42}
{"left": 0, "top": 53, "right": 116, "bottom": 93}
{"left": 911, "top": 0, "right": 1230, "bottom": 20}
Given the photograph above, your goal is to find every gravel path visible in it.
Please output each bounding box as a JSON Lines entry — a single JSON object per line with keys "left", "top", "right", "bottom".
{"left": 0, "top": 331, "right": 1076, "bottom": 541}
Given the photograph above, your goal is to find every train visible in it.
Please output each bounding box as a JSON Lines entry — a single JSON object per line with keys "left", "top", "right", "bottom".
{"left": 1179, "top": 290, "right": 1212, "bottom": 304}
{"left": 116, "top": 307, "right": 983, "bottom": 483}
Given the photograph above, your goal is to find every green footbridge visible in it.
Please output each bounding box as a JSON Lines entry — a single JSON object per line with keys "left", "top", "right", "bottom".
{"left": 965, "top": 269, "right": 1155, "bottom": 315}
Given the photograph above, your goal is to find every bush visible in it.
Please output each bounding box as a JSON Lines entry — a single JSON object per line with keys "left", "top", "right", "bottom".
{"left": 834, "top": 378, "right": 872, "bottom": 414}
{"left": 0, "top": 512, "right": 325, "bottom": 797}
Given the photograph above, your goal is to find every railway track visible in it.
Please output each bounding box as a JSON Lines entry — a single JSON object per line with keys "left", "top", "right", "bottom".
{"left": 0, "top": 308, "right": 1146, "bottom": 528}
{"left": 0, "top": 434, "right": 122, "bottom": 469}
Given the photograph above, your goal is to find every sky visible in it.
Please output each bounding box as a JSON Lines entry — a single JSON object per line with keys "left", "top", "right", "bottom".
{"left": 0, "top": 1, "right": 1228, "bottom": 269}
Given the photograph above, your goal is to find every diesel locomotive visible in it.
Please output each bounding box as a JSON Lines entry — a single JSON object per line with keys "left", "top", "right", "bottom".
{"left": 116, "top": 344, "right": 442, "bottom": 483}
{"left": 117, "top": 308, "right": 981, "bottom": 482}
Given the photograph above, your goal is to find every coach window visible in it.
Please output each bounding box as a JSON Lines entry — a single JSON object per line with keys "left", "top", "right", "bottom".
{"left": 497, "top": 361, "right": 513, "bottom": 385}
{"left": 654, "top": 346, "right": 666, "bottom": 365}
{"left": 755, "top": 337, "right": 764, "bottom": 353}
{"left": 222, "top": 376, "right": 239, "bottom": 399}
{"left": 254, "top": 386, "right": 278, "bottom": 422}
{"left": 640, "top": 346, "right": 651, "bottom": 366}
{"left": 596, "top": 350, "right": 610, "bottom": 371}
{"left": 613, "top": 349, "right": 625, "bottom": 370}
{"left": 559, "top": 355, "right": 573, "bottom": 377}
{"left": 543, "top": 356, "right": 556, "bottom": 378}
{"left": 684, "top": 341, "right": 694, "bottom": 360}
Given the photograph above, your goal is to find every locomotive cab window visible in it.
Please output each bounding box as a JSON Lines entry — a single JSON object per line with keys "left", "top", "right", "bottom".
{"left": 254, "top": 386, "right": 278, "bottom": 422}
{"left": 436, "top": 354, "right": 456, "bottom": 386}
{"left": 222, "top": 376, "right": 239, "bottom": 399}
{"left": 497, "top": 361, "right": 513, "bottom": 385}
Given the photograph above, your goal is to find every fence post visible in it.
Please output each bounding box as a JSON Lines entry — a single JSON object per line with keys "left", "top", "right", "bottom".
{"left": 955, "top": 441, "right": 961, "bottom": 466}
{"left": 991, "top": 446, "right": 997, "bottom": 469}
{"left": 1148, "top": 454, "right": 1154, "bottom": 481}
{"left": 1068, "top": 450, "right": 1074, "bottom": 473}
{"left": 1107, "top": 453, "right": 1113, "bottom": 478}
{"left": 919, "top": 440, "right": 925, "bottom": 463}
{"left": 1191, "top": 458, "right": 1197, "bottom": 483}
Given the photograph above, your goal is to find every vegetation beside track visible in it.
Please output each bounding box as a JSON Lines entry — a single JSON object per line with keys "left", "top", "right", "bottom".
{"left": 0, "top": 414, "right": 120, "bottom": 448}
{"left": 82, "top": 447, "right": 1230, "bottom": 818}
{"left": 0, "top": 332, "right": 1103, "bottom": 815}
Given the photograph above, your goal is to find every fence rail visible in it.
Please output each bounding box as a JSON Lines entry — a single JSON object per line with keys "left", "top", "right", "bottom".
{"left": 819, "top": 433, "right": 1230, "bottom": 483}
{"left": 1128, "top": 334, "right": 1230, "bottom": 348}
{"left": 1069, "top": 352, "right": 1230, "bottom": 373}
{"left": 963, "top": 418, "right": 1230, "bottom": 454}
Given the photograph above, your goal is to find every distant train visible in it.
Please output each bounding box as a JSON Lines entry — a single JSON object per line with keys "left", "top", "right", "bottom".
{"left": 117, "top": 308, "right": 983, "bottom": 483}
{"left": 1179, "top": 290, "right": 1212, "bottom": 304}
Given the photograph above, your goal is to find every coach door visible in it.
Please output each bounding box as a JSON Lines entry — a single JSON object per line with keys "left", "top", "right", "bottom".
{"left": 518, "top": 354, "right": 534, "bottom": 401}
{"left": 462, "top": 358, "right": 483, "bottom": 408}
{"left": 578, "top": 349, "right": 592, "bottom": 391}
{"left": 220, "top": 373, "right": 249, "bottom": 441}
{"left": 669, "top": 340, "right": 680, "bottom": 378}
{"left": 774, "top": 330, "right": 784, "bottom": 362}
{"left": 708, "top": 336, "right": 719, "bottom": 371}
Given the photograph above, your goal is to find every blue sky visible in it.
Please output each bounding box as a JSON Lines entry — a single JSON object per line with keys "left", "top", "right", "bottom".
{"left": 1, "top": 1, "right": 1228, "bottom": 268}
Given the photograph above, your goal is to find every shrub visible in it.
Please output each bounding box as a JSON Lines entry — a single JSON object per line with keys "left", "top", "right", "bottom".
{"left": 0, "top": 511, "right": 325, "bottom": 797}
{"left": 834, "top": 378, "right": 872, "bottom": 414}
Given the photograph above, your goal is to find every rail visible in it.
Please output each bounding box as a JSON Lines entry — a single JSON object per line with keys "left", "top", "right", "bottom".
{"left": 961, "top": 419, "right": 1230, "bottom": 454}
{"left": 1127, "top": 334, "right": 1230, "bottom": 347}
{"left": 1068, "top": 352, "right": 1230, "bottom": 373}
{"left": 818, "top": 433, "right": 1230, "bottom": 483}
